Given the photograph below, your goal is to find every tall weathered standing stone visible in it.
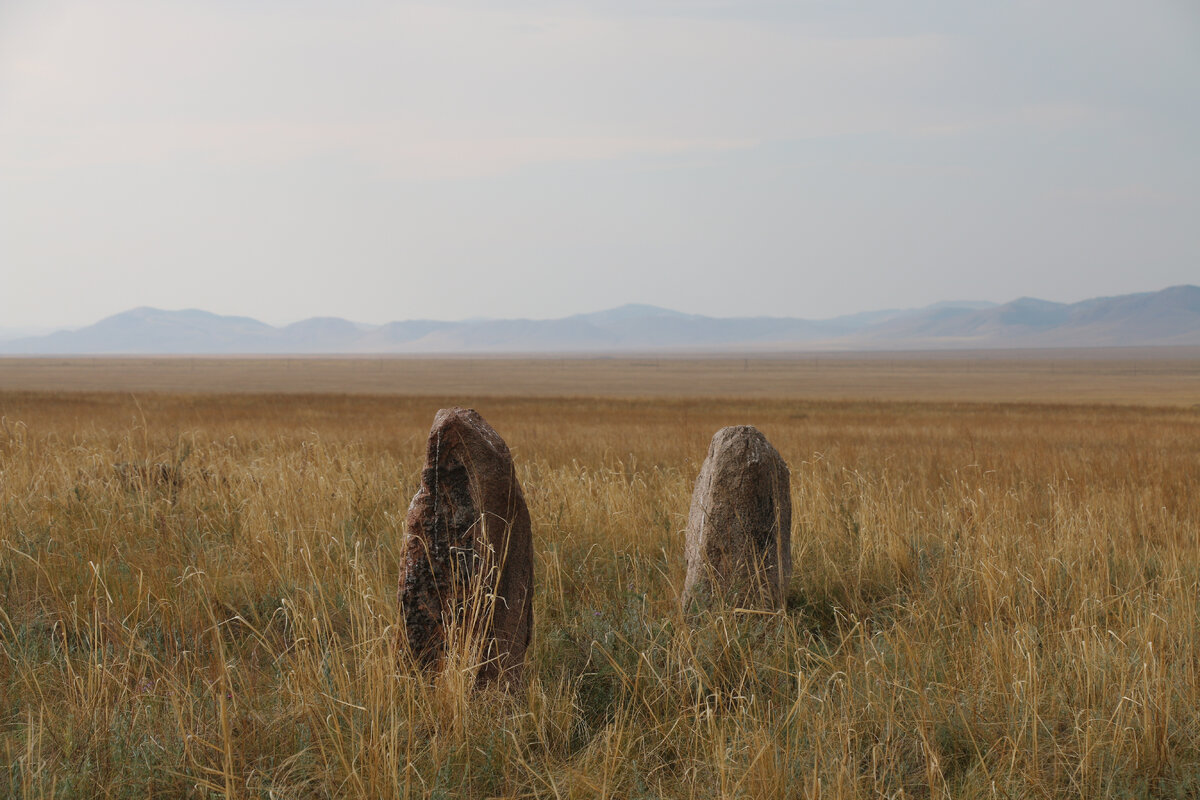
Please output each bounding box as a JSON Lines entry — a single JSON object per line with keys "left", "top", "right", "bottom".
{"left": 399, "top": 408, "right": 533, "bottom": 685}
{"left": 681, "top": 426, "right": 792, "bottom": 612}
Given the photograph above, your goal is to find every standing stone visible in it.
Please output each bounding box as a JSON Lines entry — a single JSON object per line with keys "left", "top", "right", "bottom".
{"left": 681, "top": 426, "right": 792, "bottom": 612}
{"left": 399, "top": 408, "right": 533, "bottom": 686}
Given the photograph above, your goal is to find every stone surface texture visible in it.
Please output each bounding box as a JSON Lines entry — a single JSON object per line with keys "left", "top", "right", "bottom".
{"left": 399, "top": 407, "right": 533, "bottom": 684}
{"left": 681, "top": 425, "right": 792, "bottom": 611}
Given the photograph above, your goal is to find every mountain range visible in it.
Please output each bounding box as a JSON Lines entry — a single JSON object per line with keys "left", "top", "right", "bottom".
{"left": 3, "top": 286, "right": 1198, "bottom": 354}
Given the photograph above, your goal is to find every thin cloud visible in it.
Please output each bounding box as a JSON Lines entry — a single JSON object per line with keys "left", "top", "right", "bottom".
{"left": 0, "top": 0, "right": 1196, "bottom": 327}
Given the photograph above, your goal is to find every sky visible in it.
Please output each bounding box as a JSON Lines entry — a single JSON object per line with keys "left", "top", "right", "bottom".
{"left": 1, "top": 1, "right": 1198, "bottom": 329}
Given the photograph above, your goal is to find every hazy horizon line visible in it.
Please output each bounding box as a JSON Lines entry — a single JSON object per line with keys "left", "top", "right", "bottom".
{"left": 12, "top": 283, "right": 1198, "bottom": 335}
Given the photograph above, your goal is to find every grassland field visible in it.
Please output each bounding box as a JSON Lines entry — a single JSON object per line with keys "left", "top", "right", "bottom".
{"left": 3, "top": 349, "right": 1200, "bottom": 404}
{"left": 2, "top": 354, "right": 1199, "bottom": 798}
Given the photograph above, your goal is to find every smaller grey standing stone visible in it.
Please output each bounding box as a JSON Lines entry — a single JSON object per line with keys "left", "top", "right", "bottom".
{"left": 681, "top": 426, "right": 792, "bottom": 612}
{"left": 399, "top": 408, "right": 533, "bottom": 686}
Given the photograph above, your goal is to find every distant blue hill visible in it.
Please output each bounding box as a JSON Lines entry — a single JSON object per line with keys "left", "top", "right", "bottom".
{"left": 2, "top": 286, "right": 1197, "bottom": 354}
{"left": 855, "top": 285, "right": 1200, "bottom": 348}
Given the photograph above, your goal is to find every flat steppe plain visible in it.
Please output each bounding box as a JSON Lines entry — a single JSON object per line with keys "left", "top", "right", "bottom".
{"left": 2, "top": 352, "right": 1199, "bottom": 798}
{"left": 2, "top": 347, "right": 1199, "bottom": 404}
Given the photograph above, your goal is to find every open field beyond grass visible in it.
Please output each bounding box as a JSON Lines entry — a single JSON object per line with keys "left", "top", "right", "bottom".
{"left": 2, "top": 364, "right": 1200, "bottom": 797}
{"left": 2, "top": 349, "right": 1200, "bottom": 406}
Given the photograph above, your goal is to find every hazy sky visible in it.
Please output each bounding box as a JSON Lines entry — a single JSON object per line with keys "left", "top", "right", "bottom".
{"left": 2, "top": 1, "right": 1198, "bottom": 328}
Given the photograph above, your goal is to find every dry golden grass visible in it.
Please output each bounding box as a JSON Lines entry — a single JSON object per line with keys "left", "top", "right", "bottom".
{"left": 2, "top": 379, "right": 1199, "bottom": 797}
